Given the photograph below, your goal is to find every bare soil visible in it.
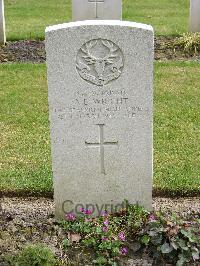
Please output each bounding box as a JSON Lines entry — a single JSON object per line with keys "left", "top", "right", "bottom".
{"left": 0, "top": 37, "right": 200, "bottom": 63}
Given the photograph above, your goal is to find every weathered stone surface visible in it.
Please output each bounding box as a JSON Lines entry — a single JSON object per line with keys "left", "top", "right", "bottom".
{"left": 190, "top": 0, "right": 200, "bottom": 32}
{"left": 45, "top": 20, "right": 154, "bottom": 218}
{"left": 72, "top": 0, "right": 122, "bottom": 21}
{"left": 0, "top": 0, "right": 6, "bottom": 44}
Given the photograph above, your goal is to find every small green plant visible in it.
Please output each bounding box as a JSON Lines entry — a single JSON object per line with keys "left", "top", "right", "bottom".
{"left": 16, "top": 243, "right": 58, "bottom": 266}
{"left": 139, "top": 213, "right": 200, "bottom": 266}
{"left": 61, "top": 203, "right": 200, "bottom": 265}
{"left": 174, "top": 33, "right": 200, "bottom": 53}
{"left": 61, "top": 203, "right": 147, "bottom": 265}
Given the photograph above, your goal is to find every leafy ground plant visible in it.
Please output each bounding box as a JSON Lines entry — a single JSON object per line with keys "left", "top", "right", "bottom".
{"left": 61, "top": 203, "right": 147, "bottom": 265}
{"left": 174, "top": 33, "right": 200, "bottom": 53}
{"left": 6, "top": 243, "right": 58, "bottom": 266}
{"left": 139, "top": 212, "right": 200, "bottom": 266}
{"left": 60, "top": 203, "right": 200, "bottom": 265}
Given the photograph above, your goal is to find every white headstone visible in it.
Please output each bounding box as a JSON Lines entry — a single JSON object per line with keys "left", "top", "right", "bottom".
{"left": 0, "top": 0, "right": 6, "bottom": 44}
{"left": 45, "top": 20, "right": 154, "bottom": 218}
{"left": 72, "top": 0, "right": 122, "bottom": 21}
{"left": 190, "top": 0, "right": 200, "bottom": 32}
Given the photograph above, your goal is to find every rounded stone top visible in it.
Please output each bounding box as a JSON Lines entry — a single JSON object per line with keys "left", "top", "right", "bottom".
{"left": 45, "top": 20, "right": 153, "bottom": 33}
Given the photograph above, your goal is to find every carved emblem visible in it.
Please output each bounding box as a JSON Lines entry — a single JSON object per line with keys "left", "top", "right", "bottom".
{"left": 76, "top": 39, "right": 124, "bottom": 86}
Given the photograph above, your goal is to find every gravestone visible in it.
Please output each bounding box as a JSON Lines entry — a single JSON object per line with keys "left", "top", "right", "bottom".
{"left": 72, "top": 0, "right": 122, "bottom": 21}
{"left": 0, "top": 0, "right": 6, "bottom": 44}
{"left": 190, "top": 0, "right": 200, "bottom": 32}
{"left": 46, "top": 20, "right": 154, "bottom": 218}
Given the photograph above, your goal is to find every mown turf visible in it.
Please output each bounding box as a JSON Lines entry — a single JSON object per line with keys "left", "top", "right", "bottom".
{"left": 0, "top": 62, "right": 199, "bottom": 196}
{"left": 123, "top": 0, "right": 189, "bottom": 36}
{"left": 5, "top": 0, "right": 71, "bottom": 41}
{"left": 154, "top": 62, "right": 200, "bottom": 196}
{"left": 4, "top": 0, "right": 189, "bottom": 41}
{"left": 0, "top": 64, "right": 52, "bottom": 195}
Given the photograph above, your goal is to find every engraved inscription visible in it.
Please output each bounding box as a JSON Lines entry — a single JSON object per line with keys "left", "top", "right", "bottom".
{"left": 53, "top": 88, "right": 150, "bottom": 121}
{"left": 76, "top": 39, "right": 124, "bottom": 86}
{"left": 88, "top": 0, "right": 104, "bottom": 18}
{"left": 54, "top": 89, "right": 150, "bottom": 120}
{"left": 85, "top": 124, "right": 118, "bottom": 174}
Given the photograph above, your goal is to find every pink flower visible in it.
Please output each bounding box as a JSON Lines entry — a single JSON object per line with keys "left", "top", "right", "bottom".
{"left": 148, "top": 213, "right": 157, "bottom": 222}
{"left": 65, "top": 213, "right": 76, "bottom": 221}
{"left": 100, "top": 211, "right": 107, "bottom": 217}
{"left": 103, "top": 219, "right": 109, "bottom": 226}
{"left": 120, "top": 247, "right": 128, "bottom": 256}
{"left": 118, "top": 232, "right": 126, "bottom": 241}
{"left": 102, "top": 236, "right": 108, "bottom": 241}
{"left": 80, "top": 207, "right": 85, "bottom": 213}
{"left": 80, "top": 208, "right": 93, "bottom": 215}
{"left": 102, "top": 226, "right": 108, "bottom": 232}
{"left": 85, "top": 209, "right": 93, "bottom": 215}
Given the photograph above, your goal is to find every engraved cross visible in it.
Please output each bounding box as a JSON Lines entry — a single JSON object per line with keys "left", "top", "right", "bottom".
{"left": 88, "top": 0, "right": 105, "bottom": 18}
{"left": 85, "top": 124, "right": 118, "bottom": 175}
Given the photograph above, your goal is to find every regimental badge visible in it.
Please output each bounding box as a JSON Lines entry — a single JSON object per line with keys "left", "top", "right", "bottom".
{"left": 76, "top": 39, "right": 124, "bottom": 86}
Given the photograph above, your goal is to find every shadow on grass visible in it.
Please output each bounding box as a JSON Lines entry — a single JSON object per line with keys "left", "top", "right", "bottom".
{"left": 1, "top": 188, "right": 199, "bottom": 199}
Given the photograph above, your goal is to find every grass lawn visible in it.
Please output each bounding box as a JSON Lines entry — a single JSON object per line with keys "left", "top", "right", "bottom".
{"left": 154, "top": 62, "right": 200, "bottom": 196}
{"left": 5, "top": 0, "right": 189, "bottom": 41}
{"left": 0, "top": 62, "right": 199, "bottom": 196}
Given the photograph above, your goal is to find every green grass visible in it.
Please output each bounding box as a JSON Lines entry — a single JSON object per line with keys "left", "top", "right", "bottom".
{"left": 0, "top": 62, "right": 199, "bottom": 196}
{"left": 5, "top": 0, "right": 71, "bottom": 41}
{"left": 0, "top": 64, "right": 52, "bottom": 195}
{"left": 123, "top": 0, "right": 189, "bottom": 36}
{"left": 5, "top": 0, "right": 189, "bottom": 41}
{"left": 154, "top": 62, "right": 200, "bottom": 196}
